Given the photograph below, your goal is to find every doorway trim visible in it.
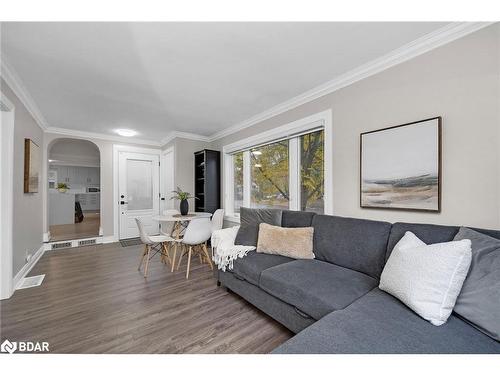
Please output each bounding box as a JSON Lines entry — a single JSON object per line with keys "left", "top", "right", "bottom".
{"left": 1, "top": 93, "right": 15, "bottom": 299}
{"left": 112, "top": 145, "right": 161, "bottom": 241}
{"left": 44, "top": 137, "right": 103, "bottom": 242}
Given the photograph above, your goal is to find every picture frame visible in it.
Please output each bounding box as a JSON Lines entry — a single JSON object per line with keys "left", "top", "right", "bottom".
{"left": 24, "top": 138, "right": 40, "bottom": 193}
{"left": 360, "top": 117, "right": 442, "bottom": 212}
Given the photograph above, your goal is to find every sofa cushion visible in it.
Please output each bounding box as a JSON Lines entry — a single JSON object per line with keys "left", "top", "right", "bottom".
{"left": 281, "top": 210, "right": 316, "bottom": 228}
{"left": 312, "top": 215, "right": 391, "bottom": 279}
{"left": 257, "top": 223, "right": 315, "bottom": 259}
{"left": 231, "top": 251, "right": 294, "bottom": 286}
{"left": 386, "top": 222, "right": 459, "bottom": 260}
{"left": 234, "top": 208, "right": 282, "bottom": 246}
{"left": 380, "top": 231, "right": 472, "bottom": 326}
{"left": 260, "top": 260, "right": 377, "bottom": 320}
{"left": 453, "top": 227, "right": 500, "bottom": 341}
{"left": 272, "top": 288, "right": 500, "bottom": 354}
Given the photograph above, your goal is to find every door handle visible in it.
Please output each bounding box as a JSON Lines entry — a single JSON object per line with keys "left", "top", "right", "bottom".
{"left": 120, "top": 201, "right": 128, "bottom": 205}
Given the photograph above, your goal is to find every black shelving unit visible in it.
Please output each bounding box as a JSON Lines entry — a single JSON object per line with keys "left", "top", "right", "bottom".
{"left": 194, "top": 149, "right": 220, "bottom": 214}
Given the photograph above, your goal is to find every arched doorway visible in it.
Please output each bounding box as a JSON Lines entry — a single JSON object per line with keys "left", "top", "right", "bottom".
{"left": 47, "top": 138, "right": 101, "bottom": 242}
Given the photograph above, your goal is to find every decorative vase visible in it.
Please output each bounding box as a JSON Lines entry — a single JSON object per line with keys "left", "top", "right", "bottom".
{"left": 180, "top": 199, "right": 189, "bottom": 215}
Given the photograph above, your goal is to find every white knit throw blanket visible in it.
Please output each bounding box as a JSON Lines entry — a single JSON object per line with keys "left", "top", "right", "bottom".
{"left": 211, "top": 226, "right": 255, "bottom": 271}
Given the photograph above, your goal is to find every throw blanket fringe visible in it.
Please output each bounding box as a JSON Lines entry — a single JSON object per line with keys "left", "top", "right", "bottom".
{"left": 211, "top": 226, "right": 255, "bottom": 271}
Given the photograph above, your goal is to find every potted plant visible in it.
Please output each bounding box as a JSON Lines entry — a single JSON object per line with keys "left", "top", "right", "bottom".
{"left": 170, "top": 186, "right": 198, "bottom": 215}
{"left": 57, "top": 182, "right": 70, "bottom": 193}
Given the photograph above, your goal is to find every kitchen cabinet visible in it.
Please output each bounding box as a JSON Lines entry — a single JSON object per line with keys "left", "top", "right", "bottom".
{"left": 53, "top": 166, "right": 100, "bottom": 186}
{"left": 76, "top": 193, "right": 100, "bottom": 211}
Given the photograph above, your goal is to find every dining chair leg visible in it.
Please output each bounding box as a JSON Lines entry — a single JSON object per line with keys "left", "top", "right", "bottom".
{"left": 202, "top": 242, "right": 214, "bottom": 271}
{"left": 138, "top": 244, "right": 148, "bottom": 271}
{"left": 176, "top": 245, "right": 186, "bottom": 271}
{"left": 159, "top": 244, "right": 165, "bottom": 264}
{"left": 162, "top": 242, "right": 172, "bottom": 266}
{"left": 143, "top": 245, "right": 152, "bottom": 278}
{"left": 171, "top": 242, "right": 177, "bottom": 272}
{"left": 186, "top": 246, "right": 193, "bottom": 279}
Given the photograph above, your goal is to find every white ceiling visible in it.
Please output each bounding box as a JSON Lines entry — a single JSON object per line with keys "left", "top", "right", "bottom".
{"left": 1, "top": 22, "right": 449, "bottom": 141}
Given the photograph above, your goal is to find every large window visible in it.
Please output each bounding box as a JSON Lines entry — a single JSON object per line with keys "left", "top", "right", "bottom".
{"left": 300, "top": 130, "right": 324, "bottom": 213}
{"left": 250, "top": 141, "right": 289, "bottom": 209}
{"left": 227, "top": 124, "right": 328, "bottom": 217}
{"left": 233, "top": 152, "right": 243, "bottom": 213}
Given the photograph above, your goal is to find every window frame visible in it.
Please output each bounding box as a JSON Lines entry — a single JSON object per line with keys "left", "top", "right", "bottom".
{"left": 223, "top": 110, "right": 332, "bottom": 222}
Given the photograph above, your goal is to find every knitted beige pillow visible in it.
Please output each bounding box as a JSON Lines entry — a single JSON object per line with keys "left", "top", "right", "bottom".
{"left": 257, "top": 223, "right": 315, "bottom": 259}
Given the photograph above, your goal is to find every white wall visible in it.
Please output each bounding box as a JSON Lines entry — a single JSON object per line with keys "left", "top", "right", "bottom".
{"left": 163, "top": 137, "right": 212, "bottom": 211}
{"left": 1, "top": 78, "right": 44, "bottom": 276}
{"left": 211, "top": 24, "right": 500, "bottom": 230}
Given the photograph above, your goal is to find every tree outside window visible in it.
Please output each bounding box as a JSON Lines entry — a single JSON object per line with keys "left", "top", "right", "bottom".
{"left": 231, "top": 129, "right": 324, "bottom": 213}
{"left": 300, "top": 130, "right": 324, "bottom": 213}
{"left": 250, "top": 141, "right": 289, "bottom": 209}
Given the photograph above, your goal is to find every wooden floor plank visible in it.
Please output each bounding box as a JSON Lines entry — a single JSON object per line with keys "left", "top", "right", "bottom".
{"left": 0, "top": 242, "right": 292, "bottom": 353}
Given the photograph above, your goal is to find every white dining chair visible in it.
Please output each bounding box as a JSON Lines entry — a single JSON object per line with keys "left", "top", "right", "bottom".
{"left": 176, "top": 218, "right": 213, "bottom": 279}
{"left": 136, "top": 218, "right": 174, "bottom": 277}
{"left": 211, "top": 209, "right": 224, "bottom": 232}
{"left": 210, "top": 209, "right": 224, "bottom": 257}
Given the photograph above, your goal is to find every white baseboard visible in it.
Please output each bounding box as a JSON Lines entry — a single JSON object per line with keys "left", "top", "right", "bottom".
{"left": 43, "top": 231, "right": 51, "bottom": 242}
{"left": 13, "top": 244, "right": 46, "bottom": 290}
{"left": 102, "top": 235, "right": 117, "bottom": 244}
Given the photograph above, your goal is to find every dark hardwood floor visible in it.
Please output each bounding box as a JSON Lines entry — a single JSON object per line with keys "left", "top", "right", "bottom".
{"left": 0, "top": 242, "right": 292, "bottom": 353}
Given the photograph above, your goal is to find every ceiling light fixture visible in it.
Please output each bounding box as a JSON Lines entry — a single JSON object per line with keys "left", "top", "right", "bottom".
{"left": 115, "top": 129, "right": 137, "bottom": 137}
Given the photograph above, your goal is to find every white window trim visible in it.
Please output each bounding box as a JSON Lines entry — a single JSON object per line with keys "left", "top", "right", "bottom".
{"left": 223, "top": 109, "right": 333, "bottom": 222}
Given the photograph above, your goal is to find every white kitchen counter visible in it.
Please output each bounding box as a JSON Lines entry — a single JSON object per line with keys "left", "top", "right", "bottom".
{"left": 49, "top": 190, "right": 75, "bottom": 225}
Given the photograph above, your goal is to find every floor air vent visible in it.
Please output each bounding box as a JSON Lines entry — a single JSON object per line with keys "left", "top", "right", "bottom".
{"left": 79, "top": 239, "right": 97, "bottom": 246}
{"left": 17, "top": 275, "right": 45, "bottom": 290}
{"left": 51, "top": 242, "right": 72, "bottom": 250}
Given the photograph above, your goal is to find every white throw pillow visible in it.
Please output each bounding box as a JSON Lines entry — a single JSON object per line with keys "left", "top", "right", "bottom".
{"left": 379, "top": 231, "right": 472, "bottom": 326}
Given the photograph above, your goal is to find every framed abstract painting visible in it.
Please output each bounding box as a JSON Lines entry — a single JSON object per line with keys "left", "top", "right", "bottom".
{"left": 360, "top": 117, "right": 441, "bottom": 212}
{"left": 24, "top": 138, "right": 40, "bottom": 193}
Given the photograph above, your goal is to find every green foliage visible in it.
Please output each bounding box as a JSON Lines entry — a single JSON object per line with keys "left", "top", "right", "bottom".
{"left": 250, "top": 140, "right": 289, "bottom": 208}
{"left": 233, "top": 130, "right": 324, "bottom": 211}
{"left": 170, "top": 186, "right": 198, "bottom": 201}
{"left": 300, "top": 131, "right": 324, "bottom": 211}
{"left": 57, "top": 182, "right": 69, "bottom": 189}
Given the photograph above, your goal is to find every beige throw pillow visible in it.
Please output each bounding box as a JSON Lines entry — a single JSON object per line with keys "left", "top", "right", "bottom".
{"left": 257, "top": 223, "right": 315, "bottom": 259}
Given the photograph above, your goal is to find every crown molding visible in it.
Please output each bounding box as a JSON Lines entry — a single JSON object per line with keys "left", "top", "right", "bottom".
{"left": 1, "top": 57, "right": 49, "bottom": 130}
{"left": 45, "top": 126, "right": 163, "bottom": 147}
{"left": 207, "top": 22, "right": 495, "bottom": 142}
{"left": 2, "top": 22, "right": 494, "bottom": 147}
{"left": 161, "top": 131, "right": 211, "bottom": 145}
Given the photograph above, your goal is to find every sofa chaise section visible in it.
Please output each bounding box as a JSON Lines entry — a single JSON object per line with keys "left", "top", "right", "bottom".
{"left": 272, "top": 288, "right": 500, "bottom": 354}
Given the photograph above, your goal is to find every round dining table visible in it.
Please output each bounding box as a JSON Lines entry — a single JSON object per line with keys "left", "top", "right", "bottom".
{"left": 152, "top": 212, "right": 212, "bottom": 271}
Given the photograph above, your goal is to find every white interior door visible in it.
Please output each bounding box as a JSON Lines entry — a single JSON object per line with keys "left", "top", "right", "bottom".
{"left": 161, "top": 147, "right": 175, "bottom": 213}
{"left": 118, "top": 151, "right": 160, "bottom": 239}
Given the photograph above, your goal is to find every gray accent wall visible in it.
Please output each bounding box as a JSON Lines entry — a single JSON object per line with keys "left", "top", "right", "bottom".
{"left": 210, "top": 24, "right": 500, "bottom": 230}
{"left": 1, "top": 78, "right": 44, "bottom": 276}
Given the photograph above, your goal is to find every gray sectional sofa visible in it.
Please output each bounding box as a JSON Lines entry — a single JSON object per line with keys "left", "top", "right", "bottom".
{"left": 217, "top": 208, "right": 500, "bottom": 354}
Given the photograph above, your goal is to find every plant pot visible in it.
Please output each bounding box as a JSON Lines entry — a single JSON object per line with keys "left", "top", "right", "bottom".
{"left": 58, "top": 188, "right": 67, "bottom": 193}
{"left": 180, "top": 199, "right": 189, "bottom": 215}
